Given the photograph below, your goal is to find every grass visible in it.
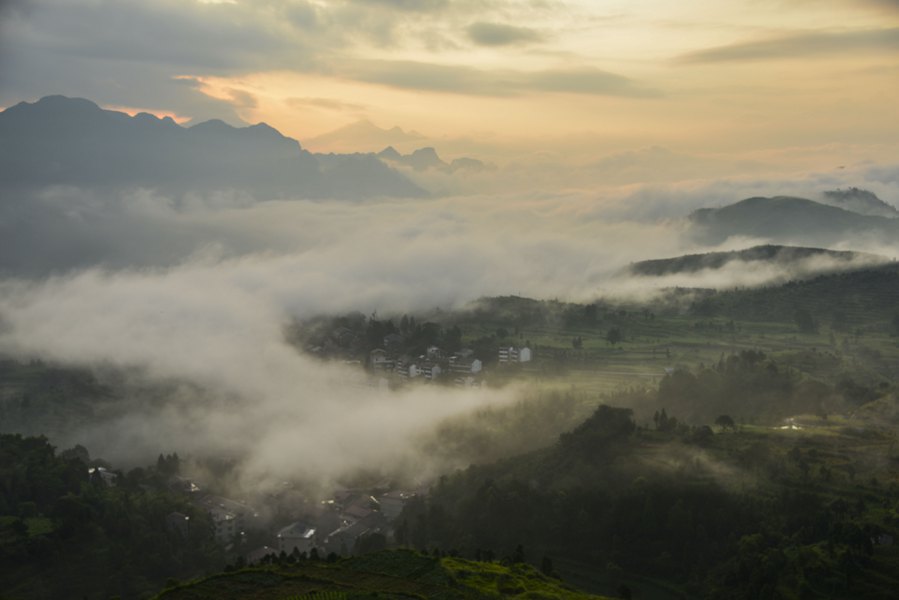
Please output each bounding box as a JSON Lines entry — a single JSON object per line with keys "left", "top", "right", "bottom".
{"left": 0, "top": 515, "right": 54, "bottom": 539}
{"left": 153, "top": 551, "right": 614, "bottom": 600}
{"left": 474, "top": 311, "right": 899, "bottom": 399}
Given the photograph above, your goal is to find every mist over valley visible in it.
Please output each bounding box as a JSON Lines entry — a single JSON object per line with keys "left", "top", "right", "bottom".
{"left": 2, "top": 1, "right": 899, "bottom": 597}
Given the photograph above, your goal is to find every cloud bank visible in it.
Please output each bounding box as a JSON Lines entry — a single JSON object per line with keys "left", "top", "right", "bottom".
{"left": 1, "top": 162, "right": 898, "bottom": 491}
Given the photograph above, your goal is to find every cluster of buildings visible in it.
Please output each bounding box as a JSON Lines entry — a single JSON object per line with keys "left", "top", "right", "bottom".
{"left": 369, "top": 338, "right": 532, "bottom": 386}
{"left": 194, "top": 494, "right": 260, "bottom": 546}
{"left": 498, "top": 346, "right": 532, "bottom": 364}
{"left": 370, "top": 344, "right": 482, "bottom": 384}
{"left": 164, "top": 471, "right": 418, "bottom": 561}
{"left": 257, "top": 489, "right": 418, "bottom": 561}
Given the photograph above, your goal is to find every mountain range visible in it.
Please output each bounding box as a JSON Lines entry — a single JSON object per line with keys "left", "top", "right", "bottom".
{"left": 0, "top": 95, "right": 425, "bottom": 200}
{"left": 377, "top": 146, "right": 493, "bottom": 173}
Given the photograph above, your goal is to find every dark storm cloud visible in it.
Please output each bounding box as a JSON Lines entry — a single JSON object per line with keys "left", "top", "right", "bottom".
{"left": 677, "top": 27, "right": 899, "bottom": 63}
{"left": 15, "top": 0, "right": 301, "bottom": 72}
{"left": 0, "top": 0, "right": 313, "bottom": 121}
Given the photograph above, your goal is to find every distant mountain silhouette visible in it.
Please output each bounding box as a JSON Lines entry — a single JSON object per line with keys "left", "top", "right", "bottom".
{"left": 377, "top": 146, "right": 491, "bottom": 173}
{"left": 820, "top": 188, "right": 899, "bottom": 218}
{"left": 308, "top": 119, "right": 425, "bottom": 153}
{"left": 688, "top": 196, "right": 899, "bottom": 246}
{"left": 629, "top": 244, "right": 885, "bottom": 277}
{"left": 0, "top": 95, "right": 425, "bottom": 199}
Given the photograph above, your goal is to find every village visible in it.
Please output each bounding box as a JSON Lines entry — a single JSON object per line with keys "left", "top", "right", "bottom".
{"left": 88, "top": 452, "right": 427, "bottom": 564}
{"left": 153, "top": 328, "right": 536, "bottom": 561}
{"left": 77, "top": 322, "right": 541, "bottom": 568}
{"left": 368, "top": 341, "right": 533, "bottom": 387}
{"left": 296, "top": 314, "right": 534, "bottom": 388}
{"left": 167, "top": 478, "right": 423, "bottom": 565}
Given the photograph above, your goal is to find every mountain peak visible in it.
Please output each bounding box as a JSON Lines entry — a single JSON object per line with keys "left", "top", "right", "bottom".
{"left": 189, "top": 118, "right": 234, "bottom": 132}
{"left": 3, "top": 95, "right": 104, "bottom": 119}
{"left": 821, "top": 187, "right": 899, "bottom": 218}
{"left": 378, "top": 146, "right": 402, "bottom": 160}
{"left": 35, "top": 94, "right": 102, "bottom": 110}
{"left": 688, "top": 195, "right": 899, "bottom": 246}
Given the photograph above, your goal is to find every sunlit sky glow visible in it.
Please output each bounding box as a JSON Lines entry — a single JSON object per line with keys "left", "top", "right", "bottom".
{"left": 1, "top": 0, "right": 898, "bottom": 165}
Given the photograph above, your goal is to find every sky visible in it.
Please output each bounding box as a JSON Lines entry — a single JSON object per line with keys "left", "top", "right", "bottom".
{"left": 2, "top": 0, "right": 899, "bottom": 165}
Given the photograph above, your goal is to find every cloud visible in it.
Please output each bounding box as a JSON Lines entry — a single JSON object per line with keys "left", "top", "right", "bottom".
{"left": 605, "top": 251, "right": 891, "bottom": 303}
{"left": 307, "top": 119, "right": 425, "bottom": 153}
{"left": 0, "top": 0, "right": 29, "bottom": 15}
{"left": 677, "top": 27, "right": 899, "bottom": 63}
{"left": 467, "top": 21, "right": 544, "bottom": 46}
{"left": 859, "top": 0, "right": 899, "bottom": 12}
{"left": 346, "top": 0, "right": 450, "bottom": 12}
{"left": 342, "top": 59, "right": 660, "bottom": 97}
{"left": 0, "top": 259, "right": 523, "bottom": 491}
{"left": 22, "top": 0, "right": 300, "bottom": 72}
{"left": 2, "top": 162, "right": 899, "bottom": 489}
{"left": 0, "top": 184, "right": 684, "bottom": 491}
{"left": 0, "top": 0, "right": 651, "bottom": 124}
{"left": 286, "top": 96, "right": 366, "bottom": 113}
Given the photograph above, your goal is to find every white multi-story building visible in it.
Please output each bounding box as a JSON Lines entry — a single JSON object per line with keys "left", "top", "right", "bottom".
{"left": 498, "top": 346, "right": 532, "bottom": 364}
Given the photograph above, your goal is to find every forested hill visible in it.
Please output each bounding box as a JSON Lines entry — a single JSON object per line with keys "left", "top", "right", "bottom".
{"left": 0, "top": 434, "right": 223, "bottom": 600}
{"left": 400, "top": 376, "right": 899, "bottom": 599}
{"left": 628, "top": 245, "right": 884, "bottom": 277}
{"left": 688, "top": 196, "right": 899, "bottom": 246}
{"left": 690, "top": 261, "right": 899, "bottom": 323}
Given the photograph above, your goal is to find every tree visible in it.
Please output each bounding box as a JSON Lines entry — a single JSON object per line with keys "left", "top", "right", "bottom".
{"left": 657, "top": 408, "right": 669, "bottom": 431}
{"left": 715, "top": 415, "right": 735, "bottom": 432}
{"left": 794, "top": 308, "right": 818, "bottom": 334}
{"left": 606, "top": 328, "right": 622, "bottom": 346}
{"left": 540, "top": 555, "right": 555, "bottom": 577}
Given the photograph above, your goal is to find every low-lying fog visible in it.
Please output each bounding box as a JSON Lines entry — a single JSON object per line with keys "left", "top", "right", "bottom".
{"left": 1, "top": 162, "right": 897, "bottom": 495}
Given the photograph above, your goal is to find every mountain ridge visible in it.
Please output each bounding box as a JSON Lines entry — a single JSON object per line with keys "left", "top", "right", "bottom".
{"left": 377, "top": 145, "right": 493, "bottom": 173}
{"left": 628, "top": 244, "right": 887, "bottom": 277}
{"left": 0, "top": 95, "right": 425, "bottom": 200}
{"left": 688, "top": 195, "right": 899, "bottom": 246}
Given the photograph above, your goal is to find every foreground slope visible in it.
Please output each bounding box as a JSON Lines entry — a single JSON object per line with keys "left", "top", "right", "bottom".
{"left": 154, "top": 550, "right": 610, "bottom": 600}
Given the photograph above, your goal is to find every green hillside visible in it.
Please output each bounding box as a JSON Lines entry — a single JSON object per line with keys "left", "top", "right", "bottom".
{"left": 627, "top": 244, "right": 883, "bottom": 277}
{"left": 693, "top": 262, "right": 899, "bottom": 325}
{"left": 402, "top": 398, "right": 899, "bottom": 599}
{"left": 688, "top": 196, "right": 899, "bottom": 245}
{"left": 154, "top": 550, "right": 612, "bottom": 600}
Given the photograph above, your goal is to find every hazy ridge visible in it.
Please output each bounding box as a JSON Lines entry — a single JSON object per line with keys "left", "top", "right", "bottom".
{"left": 0, "top": 96, "right": 424, "bottom": 200}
